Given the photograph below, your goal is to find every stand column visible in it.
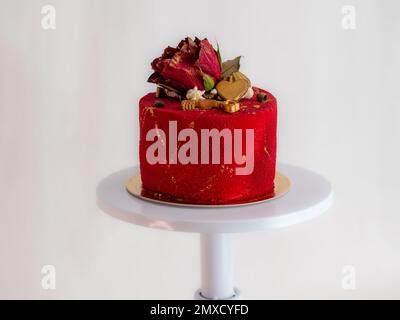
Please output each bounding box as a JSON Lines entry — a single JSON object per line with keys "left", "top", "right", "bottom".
{"left": 198, "top": 233, "right": 236, "bottom": 299}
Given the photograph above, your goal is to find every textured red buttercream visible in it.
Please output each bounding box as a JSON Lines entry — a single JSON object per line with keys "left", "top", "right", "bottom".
{"left": 139, "top": 87, "right": 277, "bottom": 204}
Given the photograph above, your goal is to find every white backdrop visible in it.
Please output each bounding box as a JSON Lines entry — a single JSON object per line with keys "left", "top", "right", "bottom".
{"left": 1, "top": 0, "right": 399, "bottom": 299}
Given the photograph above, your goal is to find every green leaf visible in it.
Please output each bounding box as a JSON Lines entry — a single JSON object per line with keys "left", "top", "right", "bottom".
{"left": 221, "top": 56, "right": 242, "bottom": 79}
{"left": 216, "top": 42, "right": 222, "bottom": 68}
{"left": 203, "top": 74, "right": 215, "bottom": 91}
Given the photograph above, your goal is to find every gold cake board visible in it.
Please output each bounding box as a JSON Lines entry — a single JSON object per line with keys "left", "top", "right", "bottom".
{"left": 126, "top": 172, "right": 290, "bottom": 208}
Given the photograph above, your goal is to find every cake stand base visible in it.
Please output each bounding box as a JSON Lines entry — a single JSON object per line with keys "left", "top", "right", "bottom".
{"left": 96, "top": 164, "right": 333, "bottom": 299}
{"left": 194, "top": 288, "right": 241, "bottom": 300}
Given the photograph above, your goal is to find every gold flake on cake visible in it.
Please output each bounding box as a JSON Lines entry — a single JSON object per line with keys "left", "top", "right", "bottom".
{"left": 264, "top": 146, "right": 271, "bottom": 159}
{"left": 198, "top": 174, "right": 217, "bottom": 193}
{"left": 146, "top": 106, "right": 154, "bottom": 116}
{"left": 220, "top": 164, "right": 234, "bottom": 175}
{"left": 140, "top": 106, "right": 156, "bottom": 128}
{"left": 154, "top": 122, "right": 166, "bottom": 146}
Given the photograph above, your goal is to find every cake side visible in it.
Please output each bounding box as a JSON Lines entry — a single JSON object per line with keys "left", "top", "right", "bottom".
{"left": 139, "top": 87, "right": 277, "bottom": 204}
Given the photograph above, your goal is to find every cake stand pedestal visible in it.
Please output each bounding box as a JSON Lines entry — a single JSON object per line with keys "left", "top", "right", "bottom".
{"left": 96, "top": 164, "right": 333, "bottom": 300}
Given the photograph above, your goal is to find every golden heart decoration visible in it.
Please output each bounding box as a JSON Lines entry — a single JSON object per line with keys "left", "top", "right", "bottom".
{"left": 216, "top": 72, "right": 251, "bottom": 101}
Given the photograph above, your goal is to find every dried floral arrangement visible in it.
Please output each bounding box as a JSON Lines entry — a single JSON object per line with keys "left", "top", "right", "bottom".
{"left": 147, "top": 37, "right": 266, "bottom": 113}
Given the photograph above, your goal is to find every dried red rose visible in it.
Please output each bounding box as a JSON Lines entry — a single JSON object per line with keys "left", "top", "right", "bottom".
{"left": 148, "top": 37, "right": 221, "bottom": 92}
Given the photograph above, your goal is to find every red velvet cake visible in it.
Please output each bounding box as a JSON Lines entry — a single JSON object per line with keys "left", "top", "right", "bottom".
{"left": 138, "top": 37, "right": 277, "bottom": 205}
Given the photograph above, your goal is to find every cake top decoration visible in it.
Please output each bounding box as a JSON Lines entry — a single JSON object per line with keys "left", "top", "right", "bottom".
{"left": 148, "top": 37, "right": 255, "bottom": 113}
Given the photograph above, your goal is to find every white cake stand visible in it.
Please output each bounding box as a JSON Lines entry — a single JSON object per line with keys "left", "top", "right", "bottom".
{"left": 96, "top": 164, "right": 333, "bottom": 300}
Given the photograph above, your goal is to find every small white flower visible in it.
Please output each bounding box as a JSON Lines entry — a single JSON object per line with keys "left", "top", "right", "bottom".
{"left": 186, "top": 87, "right": 205, "bottom": 100}
{"left": 210, "top": 89, "right": 218, "bottom": 95}
{"left": 242, "top": 86, "right": 254, "bottom": 99}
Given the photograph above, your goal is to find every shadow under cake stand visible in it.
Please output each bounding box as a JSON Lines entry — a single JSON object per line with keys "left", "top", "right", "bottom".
{"left": 96, "top": 163, "right": 333, "bottom": 300}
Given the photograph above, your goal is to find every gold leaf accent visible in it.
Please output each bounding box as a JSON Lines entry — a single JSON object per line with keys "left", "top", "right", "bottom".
{"left": 264, "top": 147, "right": 271, "bottom": 159}
{"left": 147, "top": 106, "right": 154, "bottom": 116}
{"left": 154, "top": 122, "right": 166, "bottom": 146}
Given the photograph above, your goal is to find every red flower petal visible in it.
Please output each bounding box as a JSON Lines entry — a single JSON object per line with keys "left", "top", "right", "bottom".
{"left": 147, "top": 71, "right": 163, "bottom": 84}
{"left": 177, "top": 37, "right": 198, "bottom": 63}
{"left": 162, "top": 61, "right": 204, "bottom": 91}
{"left": 148, "top": 37, "right": 220, "bottom": 92}
{"left": 196, "top": 39, "right": 221, "bottom": 79}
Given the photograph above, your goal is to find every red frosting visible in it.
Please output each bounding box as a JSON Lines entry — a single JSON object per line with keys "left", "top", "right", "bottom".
{"left": 139, "top": 87, "right": 277, "bottom": 204}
